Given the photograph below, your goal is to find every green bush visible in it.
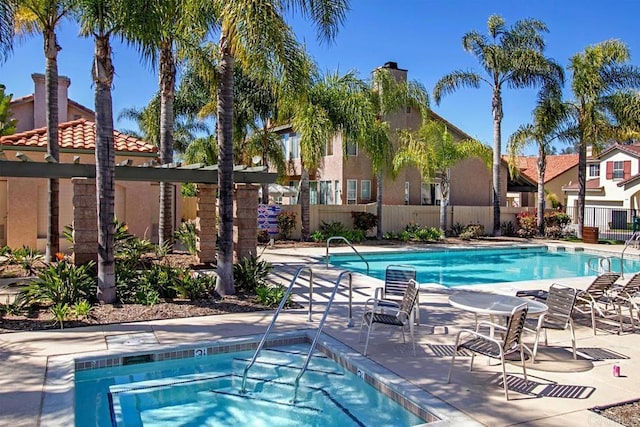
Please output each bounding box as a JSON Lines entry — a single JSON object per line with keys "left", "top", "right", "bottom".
{"left": 50, "top": 303, "right": 70, "bottom": 329}
{"left": 351, "top": 212, "right": 377, "bottom": 232}
{"left": 310, "top": 221, "right": 365, "bottom": 243}
{"left": 255, "top": 284, "right": 291, "bottom": 308}
{"left": 415, "top": 227, "right": 443, "bottom": 242}
{"left": 73, "top": 300, "right": 93, "bottom": 320}
{"left": 23, "top": 260, "right": 96, "bottom": 306}
{"left": 11, "top": 246, "right": 44, "bottom": 276}
{"left": 276, "top": 211, "right": 297, "bottom": 240}
{"left": 133, "top": 283, "right": 161, "bottom": 305}
{"left": 449, "top": 222, "right": 465, "bottom": 237}
{"left": 176, "top": 221, "right": 198, "bottom": 255}
{"left": 500, "top": 221, "right": 516, "bottom": 237}
{"left": 171, "top": 271, "right": 216, "bottom": 300}
{"left": 233, "top": 256, "right": 272, "bottom": 293}
{"left": 137, "top": 264, "right": 180, "bottom": 299}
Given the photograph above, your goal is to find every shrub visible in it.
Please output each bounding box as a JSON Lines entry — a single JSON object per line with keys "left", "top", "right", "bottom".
{"left": 11, "top": 246, "right": 44, "bottom": 276}
{"left": 459, "top": 224, "right": 485, "bottom": 240}
{"left": 133, "top": 284, "right": 161, "bottom": 305}
{"left": 449, "top": 222, "right": 465, "bottom": 237}
{"left": 73, "top": 300, "right": 93, "bottom": 320}
{"left": 319, "top": 221, "right": 348, "bottom": 236}
{"left": 516, "top": 211, "right": 538, "bottom": 237}
{"left": 137, "top": 264, "right": 180, "bottom": 299}
{"left": 276, "top": 211, "right": 297, "bottom": 240}
{"left": 500, "top": 221, "right": 516, "bottom": 237}
{"left": 545, "top": 225, "right": 564, "bottom": 239}
{"left": 351, "top": 212, "right": 377, "bottom": 232}
{"left": 50, "top": 303, "right": 70, "bottom": 329}
{"left": 171, "top": 271, "right": 216, "bottom": 300}
{"left": 415, "top": 227, "right": 443, "bottom": 242}
{"left": 545, "top": 211, "right": 571, "bottom": 228}
{"left": 176, "top": 221, "right": 198, "bottom": 255}
{"left": 233, "top": 256, "right": 272, "bottom": 293}
{"left": 23, "top": 260, "right": 96, "bottom": 306}
{"left": 255, "top": 284, "right": 291, "bottom": 308}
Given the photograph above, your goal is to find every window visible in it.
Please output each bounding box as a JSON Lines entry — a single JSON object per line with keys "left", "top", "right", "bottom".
{"left": 588, "top": 164, "right": 600, "bottom": 177}
{"left": 404, "top": 182, "right": 410, "bottom": 205}
{"left": 606, "top": 160, "right": 630, "bottom": 180}
{"left": 309, "top": 181, "right": 318, "bottom": 205}
{"left": 360, "top": 180, "right": 371, "bottom": 201}
{"left": 346, "top": 140, "right": 357, "bottom": 156}
{"left": 335, "top": 181, "right": 341, "bottom": 205}
{"left": 324, "top": 139, "right": 333, "bottom": 156}
{"left": 319, "top": 180, "right": 333, "bottom": 204}
{"left": 346, "top": 179, "right": 357, "bottom": 204}
{"left": 613, "top": 161, "right": 625, "bottom": 179}
{"left": 290, "top": 133, "right": 300, "bottom": 159}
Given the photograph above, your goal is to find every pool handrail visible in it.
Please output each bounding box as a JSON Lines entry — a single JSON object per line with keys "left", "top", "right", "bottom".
{"left": 587, "top": 255, "right": 624, "bottom": 278}
{"left": 240, "top": 266, "right": 355, "bottom": 394}
{"left": 292, "top": 270, "right": 353, "bottom": 403}
{"left": 326, "top": 236, "right": 369, "bottom": 275}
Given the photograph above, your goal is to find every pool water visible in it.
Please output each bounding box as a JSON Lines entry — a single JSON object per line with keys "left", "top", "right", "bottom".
{"left": 329, "top": 246, "right": 640, "bottom": 287}
{"left": 75, "top": 344, "right": 426, "bottom": 426}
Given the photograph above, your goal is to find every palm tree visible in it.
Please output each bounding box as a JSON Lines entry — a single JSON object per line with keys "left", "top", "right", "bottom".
{"left": 73, "top": 0, "right": 126, "bottom": 303}
{"left": 122, "top": 0, "right": 212, "bottom": 248}
{"left": 367, "top": 66, "right": 429, "bottom": 239}
{"left": 565, "top": 40, "right": 640, "bottom": 237}
{"left": 212, "top": 0, "right": 348, "bottom": 295}
{"left": 508, "top": 85, "right": 569, "bottom": 236}
{"left": 0, "top": 84, "right": 17, "bottom": 136}
{"left": 394, "top": 119, "right": 492, "bottom": 232}
{"left": 433, "top": 15, "right": 563, "bottom": 235}
{"left": 0, "top": 2, "right": 15, "bottom": 62}
{"left": 14, "top": 0, "right": 72, "bottom": 262}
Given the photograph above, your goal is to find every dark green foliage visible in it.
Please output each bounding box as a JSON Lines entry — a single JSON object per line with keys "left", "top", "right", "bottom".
{"left": 310, "top": 221, "right": 365, "bottom": 243}
{"left": 181, "top": 182, "right": 197, "bottom": 197}
{"left": 137, "top": 264, "right": 180, "bottom": 299}
{"left": 351, "top": 212, "right": 377, "bottom": 232}
{"left": 233, "top": 256, "right": 272, "bottom": 293}
{"left": 176, "top": 221, "right": 198, "bottom": 255}
{"left": 500, "top": 221, "right": 516, "bottom": 237}
{"left": 449, "top": 222, "right": 465, "bottom": 237}
{"left": 171, "top": 271, "right": 216, "bottom": 300}
{"left": 414, "top": 227, "right": 443, "bottom": 242}
{"left": 276, "top": 211, "right": 297, "bottom": 240}
{"left": 22, "top": 261, "right": 96, "bottom": 306}
{"left": 255, "top": 284, "right": 291, "bottom": 308}
{"left": 383, "top": 223, "right": 443, "bottom": 242}
{"left": 459, "top": 224, "right": 485, "bottom": 240}
{"left": 10, "top": 246, "right": 44, "bottom": 275}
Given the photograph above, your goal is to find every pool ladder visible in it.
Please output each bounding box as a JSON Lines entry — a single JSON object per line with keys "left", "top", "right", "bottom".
{"left": 240, "top": 267, "right": 354, "bottom": 403}
{"left": 326, "top": 236, "right": 369, "bottom": 275}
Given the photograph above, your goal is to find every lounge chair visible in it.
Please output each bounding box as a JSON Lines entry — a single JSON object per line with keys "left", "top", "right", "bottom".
{"left": 529, "top": 284, "right": 578, "bottom": 363}
{"left": 448, "top": 302, "right": 529, "bottom": 400}
{"left": 359, "top": 279, "right": 419, "bottom": 357}
{"left": 573, "top": 273, "right": 621, "bottom": 335}
{"left": 609, "top": 272, "right": 640, "bottom": 330}
{"left": 374, "top": 265, "right": 419, "bottom": 324}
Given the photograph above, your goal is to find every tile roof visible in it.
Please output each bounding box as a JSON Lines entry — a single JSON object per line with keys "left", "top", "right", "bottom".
{"left": 595, "top": 142, "right": 640, "bottom": 159}
{"left": 562, "top": 178, "right": 602, "bottom": 191}
{"left": 0, "top": 119, "right": 156, "bottom": 153}
{"left": 505, "top": 154, "right": 578, "bottom": 183}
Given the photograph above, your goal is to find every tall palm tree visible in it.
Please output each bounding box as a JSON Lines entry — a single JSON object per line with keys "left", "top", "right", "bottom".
{"left": 73, "top": 0, "right": 125, "bottom": 303}
{"left": 122, "top": 0, "right": 212, "bottom": 248}
{"left": 565, "top": 40, "right": 640, "bottom": 237}
{"left": 212, "top": 0, "right": 348, "bottom": 295}
{"left": 508, "top": 85, "right": 569, "bottom": 236}
{"left": 394, "top": 119, "right": 491, "bottom": 232}
{"left": 14, "top": 0, "right": 72, "bottom": 262}
{"left": 0, "top": 2, "right": 15, "bottom": 62}
{"left": 367, "top": 66, "right": 429, "bottom": 239}
{"left": 433, "top": 15, "right": 563, "bottom": 235}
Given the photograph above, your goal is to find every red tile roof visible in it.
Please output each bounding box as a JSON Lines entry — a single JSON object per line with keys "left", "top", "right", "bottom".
{"left": 562, "top": 178, "right": 602, "bottom": 191}
{"left": 505, "top": 154, "right": 578, "bottom": 183}
{"left": 0, "top": 119, "right": 156, "bottom": 153}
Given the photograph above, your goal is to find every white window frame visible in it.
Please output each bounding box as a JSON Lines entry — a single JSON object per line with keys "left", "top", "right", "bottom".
{"left": 613, "top": 161, "right": 624, "bottom": 179}
{"left": 346, "top": 179, "right": 357, "bottom": 204}
{"left": 290, "top": 133, "right": 300, "bottom": 160}
{"left": 346, "top": 140, "right": 357, "bottom": 156}
{"left": 334, "top": 180, "right": 341, "bottom": 205}
{"left": 360, "top": 180, "right": 371, "bottom": 201}
{"left": 588, "top": 163, "right": 600, "bottom": 178}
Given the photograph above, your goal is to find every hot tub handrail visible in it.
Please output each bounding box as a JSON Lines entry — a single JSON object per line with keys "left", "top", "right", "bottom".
{"left": 292, "top": 271, "right": 353, "bottom": 403}
{"left": 326, "top": 236, "right": 369, "bottom": 275}
{"left": 241, "top": 266, "right": 313, "bottom": 393}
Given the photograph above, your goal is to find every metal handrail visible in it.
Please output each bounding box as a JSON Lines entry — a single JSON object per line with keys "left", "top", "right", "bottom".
{"left": 292, "top": 271, "right": 353, "bottom": 403}
{"left": 325, "top": 236, "right": 369, "bottom": 275}
{"left": 587, "top": 255, "right": 624, "bottom": 278}
{"left": 620, "top": 231, "right": 640, "bottom": 278}
{"left": 240, "top": 266, "right": 313, "bottom": 392}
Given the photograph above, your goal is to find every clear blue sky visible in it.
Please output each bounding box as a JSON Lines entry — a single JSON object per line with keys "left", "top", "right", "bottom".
{"left": 2, "top": 0, "right": 640, "bottom": 154}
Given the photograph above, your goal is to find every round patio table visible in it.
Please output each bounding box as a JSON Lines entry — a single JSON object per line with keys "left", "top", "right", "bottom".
{"left": 449, "top": 291, "right": 548, "bottom": 318}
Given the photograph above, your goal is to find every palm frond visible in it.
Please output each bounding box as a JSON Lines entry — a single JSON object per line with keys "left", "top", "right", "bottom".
{"left": 433, "top": 71, "right": 481, "bottom": 105}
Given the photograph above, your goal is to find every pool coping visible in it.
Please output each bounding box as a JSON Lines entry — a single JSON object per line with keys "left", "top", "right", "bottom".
{"left": 41, "top": 329, "right": 480, "bottom": 426}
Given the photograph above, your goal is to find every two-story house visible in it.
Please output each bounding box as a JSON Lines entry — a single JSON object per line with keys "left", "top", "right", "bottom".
{"left": 272, "top": 62, "right": 503, "bottom": 209}
{"left": 563, "top": 144, "right": 640, "bottom": 232}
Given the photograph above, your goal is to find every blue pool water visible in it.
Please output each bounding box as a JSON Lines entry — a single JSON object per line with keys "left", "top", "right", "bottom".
{"left": 75, "top": 343, "right": 426, "bottom": 426}
{"left": 329, "top": 246, "right": 640, "bottom": 287}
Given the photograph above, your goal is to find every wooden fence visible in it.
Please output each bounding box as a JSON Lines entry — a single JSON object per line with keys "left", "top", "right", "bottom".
{"left": 181, "top": 197, "right": 529, "bottom": 239}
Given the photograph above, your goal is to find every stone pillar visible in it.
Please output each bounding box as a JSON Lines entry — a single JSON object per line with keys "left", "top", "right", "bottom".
{"left": 72, "top": 178, "right": 98, "bottom": 265}
{"left": 234, "top": 184, "right": 259, "bottom": 260}
{"left": 195, "top": 184, "right": 217, "bottom": 264}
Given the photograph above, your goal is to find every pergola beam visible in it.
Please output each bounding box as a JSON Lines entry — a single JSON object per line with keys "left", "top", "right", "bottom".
{"left": 0, "top": 160, "right": 277, "bottom": 184}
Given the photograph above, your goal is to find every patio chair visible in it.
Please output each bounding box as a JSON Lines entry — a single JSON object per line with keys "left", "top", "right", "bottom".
{"left": 447, "top": 303, "right": 529, "bottom": 401}
{"left": 609, "top": 272, "right": 640, "bottom": 330}
{"left": 359, "top": 279, "right": 419, "bottom": 357}
{"left": 573, "top": 273, "right": 621, "bottom": 335}
{"left": 529, "top": 284, "right": 578, "bottom": 363}
{"left": 373, "top": 265, "right": 419, "bottom": 324}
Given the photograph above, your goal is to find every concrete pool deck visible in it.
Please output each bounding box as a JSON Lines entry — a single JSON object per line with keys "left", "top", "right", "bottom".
{"left": 1, "top": 240, "right": 639, "bottom": 426}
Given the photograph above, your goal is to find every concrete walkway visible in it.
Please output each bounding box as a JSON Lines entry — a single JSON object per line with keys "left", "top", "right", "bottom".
{"left": 1, "top": 240, "right": 639, "bottom": 426}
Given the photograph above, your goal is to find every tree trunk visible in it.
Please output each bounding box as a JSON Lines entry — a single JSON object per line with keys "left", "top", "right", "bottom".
{"left": 93, "top": 34, "right": 116, "bottom": 304}
{"left": 261, "top": 150, "right": 269, "bottom": 204}
{"left": 491, "top": 86, "right": 503, "bottom": 236}
{"left": 44, "top": 29, "right": 60, "bottom": 262}
{"left": 376, "top": 171, "right": 383, "bottom": 239}
{"left": 216, "top": 37, "right": 235, "bottom": 296}
{"left": 577, "top": 141, "right": 587, "bottom": 238}
{"left": 537, "top": 147, "right": 546, "bottom": 237}
{"left": 300, "top": 167, "right": 310, "bottom": 240}
{"left": 439, "top": 169, "right": 450, "bottom": 233}
{"left": 158, "top": 44, "right": 175, "bottom": 247}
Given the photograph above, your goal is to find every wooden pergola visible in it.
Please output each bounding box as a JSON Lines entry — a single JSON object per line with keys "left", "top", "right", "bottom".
{"left": 0, "top": 159, "right": 277, "bottom": 264}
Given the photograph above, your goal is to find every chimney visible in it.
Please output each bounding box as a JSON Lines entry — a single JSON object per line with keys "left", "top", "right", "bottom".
{"left": 32, "top": 73, "right": 71, "bottom": 128}
{"left": 383, "top": 61, "right": 398, "bottom": 69}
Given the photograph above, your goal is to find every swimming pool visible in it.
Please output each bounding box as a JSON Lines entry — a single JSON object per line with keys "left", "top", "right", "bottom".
{"left": 328, "top": 246, "right": 640, "bottom": 287}
{"left": 51, "top": 331, "right": 474, "bottom": 426}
